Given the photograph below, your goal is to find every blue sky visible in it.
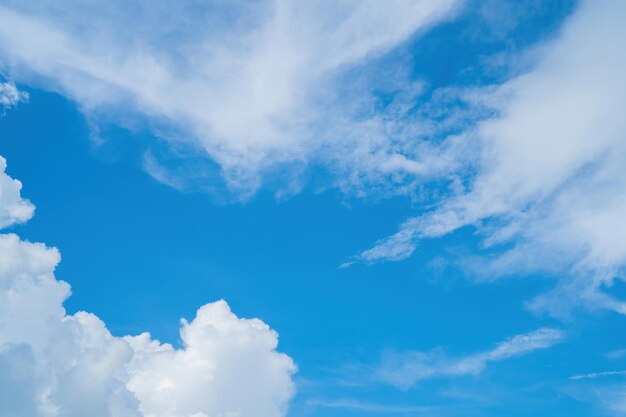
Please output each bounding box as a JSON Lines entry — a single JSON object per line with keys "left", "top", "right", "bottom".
{"left": 1, "top": 1, "right": 626, "bottom": 416}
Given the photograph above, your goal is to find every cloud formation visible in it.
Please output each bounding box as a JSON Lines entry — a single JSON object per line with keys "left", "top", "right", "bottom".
{"left": 0, "top": 80, "right": 27, "bottom": 112}
{"left": 308, "top": 398, "right": 432, "bottom": 414}
{"left": 0, "top": 156, "right": 34, "bottom": 228}
{"left": 0, "top": 156, "right": 296, "bottom": 417}
{"left": 360, "top": 0, "right": 626, "bottom": 315}
{"left": 376, "top": 328, "right": 564, "bottom": 390}
{"left": 0, "top": 0, "right": 461, "bottom": 193}
{"left": 0, "top": 0, "right": 622, "bottom": 323}
{"left": 570, "top": 370, "right": 626, "bottom": 381}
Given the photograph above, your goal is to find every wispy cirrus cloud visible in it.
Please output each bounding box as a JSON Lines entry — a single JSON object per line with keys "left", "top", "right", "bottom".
{"left": 567, "top": 368, "right": 626, "bottom": 416}
{"left": 376, "top": 328, "right": 564, "bottom": 390}
{"left": 359, "top": 0, "right": 626, "bottom": 316}
{"left": 570, "top": 371, "right": 626, "bottom": 381}
{"left": 307, "top": 398, "right": 434, "bottom": 414}
{"left": 0, "top": 0, "right": 462, "bottom": 195}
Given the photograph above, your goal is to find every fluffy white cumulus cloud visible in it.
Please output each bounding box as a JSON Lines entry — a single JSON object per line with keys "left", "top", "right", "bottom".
{"left": 0, "top": 157, "right": 296, "bottom": 417}
{"left": 125, "top": 302, "right": 295, "bottom": 417}
{"left": 360, "top": 0, "right": 626, "bottom": 315}
{"left": 0, "top": 0, "right": 461, "bottom": 193}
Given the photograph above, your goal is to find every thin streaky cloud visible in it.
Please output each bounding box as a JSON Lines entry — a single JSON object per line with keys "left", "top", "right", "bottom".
{"left": 376, "top": 328, "right": 564, "bottom": 390}
{"left": 570, "top": 371, "right": 626, "bottom": 381}
{"left": 307, "top": 398, "right": 435, "bottom": 414}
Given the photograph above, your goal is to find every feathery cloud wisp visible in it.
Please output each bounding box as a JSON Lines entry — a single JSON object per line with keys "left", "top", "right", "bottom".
{"left": 376, "top": 328, "right": 564, "bottom": 390}
{"left": 0, "top": 0, "right": 462, "bottom": 193}
{"left": 360, "top": 0, "right": 626, "bottom": 316}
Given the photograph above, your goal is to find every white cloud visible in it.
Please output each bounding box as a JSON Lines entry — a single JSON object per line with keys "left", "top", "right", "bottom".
{"left": 376, "top": 328, "right": 564, "bottom": 390}
{"left": 0, "top": 156, "right": 34, "bottom": 228}
{"left": 0, "top": 156, "right": 296, "bottom": 417}
{"left": 307, "top": 398, "right": 433, "bottom": 414}
{"left": 125, "top": 302, "right": 295, "bottom": 417}
{"left": 0, "top": 0, "right": 462, "bottom": 193}
{"left": 570, "top": 371, "right": 626, "bottom": 381}
{"left": 360, "top": 0, "right": 626, "bottom": 315}
{"left": 0, "top": 80, "right": 27, "bottom": 112}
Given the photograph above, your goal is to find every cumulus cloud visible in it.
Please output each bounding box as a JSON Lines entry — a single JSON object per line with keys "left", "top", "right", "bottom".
{"left": 376, "top": 328, "right": 564, "bottom": 390}
{"left": 360, "top": 0, "right": 626, "bottom": 315}
{"left": 0, "top": 156, "right": 296, "bottom": 417}
{"left": 0, "top": 0, "right": 462, "bottom": 193}
{"left": 0, "top": 156, "right": 35, "bottom": 228}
